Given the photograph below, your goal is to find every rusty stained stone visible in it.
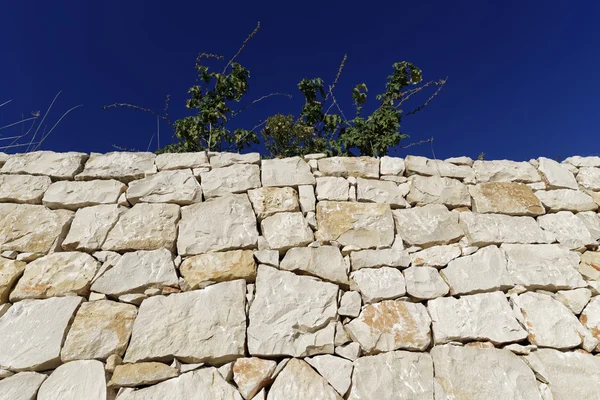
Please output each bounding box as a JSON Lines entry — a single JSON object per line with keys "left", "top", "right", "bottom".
{"left": 469, "top": 182, "right": 545, "bottom": 216}
{"left": 232, "top": 357, "right": 276, "bottom": 399}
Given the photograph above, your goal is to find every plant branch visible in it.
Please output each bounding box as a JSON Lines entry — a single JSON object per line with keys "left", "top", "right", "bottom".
{"left": 232, "top": 92, "right": 292, "bottom": 118}
{"left": 103, "top": 102, "right": 174, "bottom": 132}
{"left": 399, "top": 136, "right": 434, "bottom": 149}
{"left": 222, "top": 22, "right": 260, "bottom": 74}
{"left": 403, "top": 78, "right": 447, "bottom": 116}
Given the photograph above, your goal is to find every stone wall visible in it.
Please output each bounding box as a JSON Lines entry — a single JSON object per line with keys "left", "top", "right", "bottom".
{"left": 0, "top": 150, "right": 600, "bottom": 399}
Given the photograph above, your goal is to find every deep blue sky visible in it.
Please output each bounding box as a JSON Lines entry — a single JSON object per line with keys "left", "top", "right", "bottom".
{"left": 2, "top": 1, "right": 599, "bottom": 160}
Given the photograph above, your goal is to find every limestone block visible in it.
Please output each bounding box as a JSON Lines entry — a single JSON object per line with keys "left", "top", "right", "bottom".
{"left": 306, "top": 355, "right": 352, "bottom": 397}
{"left": 155, "top": 152, "right": 208, "bottom": 170}
{"left": 427, "top": 291, "right": 528, "bottom": 344}
{"left": 445, "top": 156, "right": 474, "bottom": 166}
{"left": 350, "top": 248, "right": 410, "bottom": 270}
{"left": 346, "top": 300, "right": 431, "bottom": 353}
{"left": 0, "top": 258, "right": 25, "bottom": 303}
{"left": 201, "top": 164, "right": 261, "bottom": 198}
{"left": 261, "top": 157, "right": 315, "bottom": 187}
{"left": 247, "top": 187, "right": 299, "bottom": 220}
{"left": 0, "top": 151, "right": 87, "bottom": 180}
{"left": 126, "top": 170, "right": 202, "bottom": 205}
{"left": 180, "top": 250, "right": 256, "bottom": 289}
{"left": 459, "top": 212, "right": 553, "bottom": 246}
{"left": 0, "top": 371, "right": 47, "bottom": 400}
{"left": 316, "top": 177, "right": 349, "bottom": 201}
{"left": 469, "top": 182, "right": 545, "bottom": 216}
{"left": 253, "top": 250, "right": 279, "bottom": 267}
{"left": 280, "top": 246, "right": 348, "bottom": 285}
{"left": 247, "top": 266, "right": 338, "bottom": 357}
{"left": 75, "top": 152, "right": 156, "bottom": 183}
{"left": 43, "top": 179, "right": 126, "bottom": 210}
{"left": 554, "top": 288, "right": 592, "bottom": 314}
{"left": 108, "top": 362, "right": 179, "bottom": 388}
{"left": 579, "top": 251, "right": 600, "bottom": 280}
{"left": 261, "top": 212, "right": 314, "bottom": 251}
{"left": 580, "top": 296, "right": 600, "bottom": 351}
{"left": 62, "top": 204, "right": 123, "bottom": 252}
{"left": 563, "top": 155, "right": 600, "bottom": 167}
{"left": 338, "top": 290, "right": 361, "bottom": 318}
{"left": 232, "top": 357, "right": 276, "bottom": 399}
{"left": 37, "top": 360, "right": 106, "bottom": 400}
{"left": 177, "top": 194, "right": 258, "bottom": 255}
{"left": 535, "top": 189, "right": 598, "bottom": 212}
{"left": 403, "top": 266, "right": 449, "bottom": 299}
{"left": 538, "top": 157, "right": 579, "bottom": 189}
{"left": 577, "top": 167, "right": 600, "bottom": 190}
{"left": 404, "top": 155, "right": 473, "bottom": 179}
{"left": 577, "top": 211, "right": 600, "bottom": 240}
{"left": 315, "top": 201, "right": 394, "bottom": 249}
{"left": 209, "top": 152, "right": 260, "bottom": 168}
{"left": 298, "top": 185, "right": 316, "bottom": 213}
{"left": 317, "top": 156, "right": 379, "bottom": 178}
{"left": 0, "top": 296, "right": 82, "bottom": 371}
{"left": 349, "top": 267, "right": 406, "bottom": 303}
{"left": 406, "top": 175, "right": 470, "bottom": 208}
{"left": 380, "top": 156, "right": 405, "bottom": 175}
{"left": 393, "top": 204, "right": 463, "bottom": 247}
{"left": 356, "top": 178, "right": 408, "bottom": 208}
{"left": 538, "top": 211, "right": 597, "bottom": 249}
{"left": 124, "top": 280, "right": 246, "bottom": 364}
{"left": 409, "top": 244, "right": 461, "bottom": 268}
{"left": 473, "top": 159, "right": 541, "bottom": 183}
{"left": 0, "top": 174, "right": 52, "bottom": 204}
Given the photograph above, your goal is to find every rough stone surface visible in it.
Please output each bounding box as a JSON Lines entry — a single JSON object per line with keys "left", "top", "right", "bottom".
{"left": 210, "top": 152, "right": 260, "bottom": 168}
{"left": 0, "top": 296, "right": 82, "bottom": 371}
{"left": 538, "top": 157, "right": 579, "bottom": 189}
{"left": 579, "top": 251, "right": 600, "bottom": 280}
{"left": 126, "top": 170, "right": 202, "bottom": 205}
{"left": 280, "top": 246, "right": 348, "bottom": 285}
{"left": 102, "top": 203, "right": 180, "bottom": 252}
{"left": 261, "top": 212, "right": 314, "bottom": 251}
{"left": 201, "top": 164, "right": 261, "bottom": 198}
{"left": 338, "top": 291, "right": 361, "bottom": 317}
{"left": 155, "top": 152, "right": 208, "bottom": 170}
{"left": 315, "top": 201, "right": 394, "bottom": 249}
{"left": 125, "top": 280, "right": 246, "bottom": 364}
{"left": 356, "top": 178, "right": 408, "bottom": 207}
{"left": 577, "top": 211, "right": 600, "bottom": 240}
{"left": 473, "top": 160, "right": 541, "bottom": 183}
{"left": 459, "top": 211, "right": 553, "bottom": 246}
{"left": 61, "top": 300, "right": 138, "bottom": 361}
{"left": 316, "top": 177, "right": 349, "bottom": 201}
{"left": 180, "top": 250, "right": 256, "bottom": 289}
{"left": 267, "top": 358, "right": 341, "bottom": 400}
{"left": 43, "top": 179, "right": 126, "bottom": 210}
{"left": 0, "top": 371, "right": 47, "bottom": 400}
{"left": 428, "top": 291, "right": 528, "bottom": 344}
{"left": 298, "top": 185, "right": 316, "bottom": 213}
{"left": 554, "top": 288, "right": 592, "bottom": 314}
{"left": 247, "top": 187, "right": 299, "bottom": 220}
{"left": 350, "top": 267, "right": 406, "bottom": 303}
{"left": 305, "top": 355, "right": 352, "bottom": 397}
{"left": 409, "top": 244, "right": 461, "bottom": 268}
{"left": 248, "top": 266, "right": 338, "bottom": 357}
{"left": 91, "top": 249, "right": 178, "bottom": 296}
{"left": 538, "top": 211, "right": 598, "bottom": 249}
{"left": 432, "top": 345, "right": 541, "bottom": 400}
{"left": 535, "top": 189, "right": 598, "bottom": 212}
{"left": 0, "top": 204, "right": 73, "bottom": 254}
{"left": 469, "top": 182, "right": 545, "bottom": 216}
{"left": 76, "top": 152, "right": 156, "bottom": 183}
{"left": 177, "top": 194, "right": 258, "bottom": 255}
{"left": 10, "top": 251, "right": 100, "bottom": 301}
{"left": 380, "top": 156, "right": 405, "bottom": 175}
{"left": 1, "top": 151, "right": 87, "bottom": 180}
{"left": 318, "top": 157, "right": 379, "bottom": 178}
{"left": 262, "top": 157, "right": 315, "bottom": 187}
{"left": 350, "top": 248, "right": 410, "bottom": 270}
{"left": 0, "top": 174, "right": 52, "bottom": 204}
{"left": 393, "top": 204, "right": 463, "bottom": 247}
{"left": 406, "top": 175, "right": 470, "bottom": 208}
{"left": 403, "top": 266, "right": 449, "bottom": 299}
{"left": 232, "top": 357, "right": 276, "bottom": 399}
{"left": 346, "top": 300, "right": 431, "bottom": 353}
{"left": 62, "top": 204, "right": 123, "bottom": 252}
{"left": 108, "top": 362, "right": 178, "bottom": 388}
{"left": 405, "top": 156, "right": 473, "bottom": 179}
{"left": 577, "top": 167, "right": 600, "bottom": 190}
{"left": 580, "top": 296, "right": 600, "bottom": 351}
{"left": 37, "top": 360, "right": 106, "bottom": 400}
{"left": 0, "top": 257, "right": 26, "bottom": 303}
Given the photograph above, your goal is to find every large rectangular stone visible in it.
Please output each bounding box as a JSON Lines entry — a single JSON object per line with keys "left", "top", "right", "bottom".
{"left": 459, "top": 212, "right": 553, "bottom": 246}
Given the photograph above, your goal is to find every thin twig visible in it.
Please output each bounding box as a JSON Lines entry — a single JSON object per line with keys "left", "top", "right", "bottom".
{"left": 29, "top": 91, "right": 62, "bottom": 149}
{"left": 222, "top": 22, "right": 260, "bottom": 74}
{"left": 104, "top": 102, "right": 174, "bottom": 131}
{"left": 32, "top": 104, "right": 83, "bottom": 151}
{"left": 0, "top": 116, "right": 38, "bottom": 131}
{"left": 250, "top": 119, "right": 268, "bottom": 133}
{"left": 404, "top": 78, "right": 447, "bottom": 116}
{"left": 0, "top": 100, "right": 12, "bottom": 108}
{"left": 146, "top": 132, "right": 156, "bottom": 151}
{"left": 325, "top": 54, "right": 347, "bottom": 102}
{"left": 399, "top": 137, "right": 434, "bottom": 149}
{"left": 232, "top": 92, "right": 292, "bottom": 118}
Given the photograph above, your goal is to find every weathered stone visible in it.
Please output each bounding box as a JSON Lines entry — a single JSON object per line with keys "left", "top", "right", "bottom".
{"left": 334, "top": 321, "right": 350, "bottom": 346}
{"left": 118, "top": 293, "right": 147, "bottom": 305}
{"left": 577, "top": 167, "right": 600, "bottom": 190}
{"left": 0, "top": 371, "right": 47, "bottom": 400}
{"left": 577, "top": 211, "right": 600, "bottom": 240}
{"left": 0, "top": 204, "right": 73, "bottom": 254}
{"left": 262, "top": 157, "right": 315, "bottom": 187}
{"left": 0, "top": 296, "right": 82, "bottom": 371}
{"left": 61, "top": 300, "right": 137, "bottom": 361}
{"left": 298, "top": 185, "right": 315, "bottom": 213}
{"left": 380, "top": 156, "right": 405, "bottom": 175}
{"left": 512, "top": 292, "right": 592, "bottom": 350}
{"left": 280, "top": 246, "right": 347, "bottom": 285}
{"left": 459, "top": 212, "right": 553, "bottom": 246}
{"left": 125, "top": 280, "right": 246, "bottom": 364}
{"left": 356, "top": 178, "right": 408, "bottom": 208}
{"left": 0, "top": 152, "right": 8, "bottom": 166}
{"left": 348, "top": 351, "right": 432, "bottom": 400}
{"left": 318, "top": 157, "right": 379, "bottom": 178}
{"left": 579, "top": 251, "right": 600, "bottom": 280}
{"left": 210, "top": 152, "right": 260, "bottom": 168}
{"left": 338, "top": 291, "right": 361, "bottom": 317}
{"left": 233, "top": 357, "right": 276, "bottom": 399}
{"left": 538, "top": 157, "right": 579, "bottom": 189}
{"left": 43, "top": 179, "right": 126, "bottom": 210}
{"left": 0, "top": 174, "right": 52, "bottom": 204}
{"left": 393, "top": 204, "right": 463, "bottom": 247}
{"left": 441, "top": 245, "right": 512, "bottom": 295}
{"left": 473, "top": 159, "right": 541, "bottom": 183}
{"left": 316, "top": 201, "right": 394, "bottom": 249}
{"left": 0, "top": 258, "right": 25, "bottom": 303}
{"left": 201, "top": 164, "right": 261, "bottom": 198}
{"left": 126, "top": 170, "right": 202, "bottom": 205}
{"left": 91, "top": 249, "right": 178, "bottom": 296}
{"left": 535, "top": 189, "right": 598, "bottom": 212}
{"left": 1, "top": 151, "right": 87, "bottom": 180}
{"left": 346, "top": 300, "right": 431, "bottom": 353}
{"left": 403, "top": 266, "right": 449, "bottom": 299}
{"left": 76, "top": 152, "right": 156, "bottom": 183}
{"left": 102, "top": 203, "right": 179, "bottom": 251}
{"left": 525, "top": 348, "right": 600, "bottom": 399}
{"left": 306, "top": 355, "right": 352, "bottom": 397}
{"left": 177, "top": 194, "right": 258, "bottom": 255}
{"left": 445, "top": 156, "right": 474, "bottom": 166}
{"left": 316, "top": 177, "right": 349, "bottom": 201}
{"left": 248, "top": 266, "right": 338, "bottom": 357}
{"left": 37, "top": 360, "right": 106, "bottom": 400}
{"left": 180, "top": 250, "right": 256, "bottom": 289}
{"left": 261, "top": 212, "right": 313, "bottom": 252}
{"left": 502, "top": 244, "right": 586, "bottom": 290}
{"left": 108, "top": 362, "right": 179, "bottom": 388}
{"left": 350, "top": 248, "right": 410, "bottom": 270}
{"left": 428, "top": 291, "right": 528, "bottom": 344}
{"left": 409, "top": 244, "right": 461, "bottom": 268}
{"left": 253, "top": 250, "right": 278, "bottom": 267}
{"left": 62, "top": 204, "right": 123, "bottom": 252}
{"left": 155, "top": 152, "right": 208, "bottom": 170}
{"left": 116, "top": 368, "right": 242, "bottom": 400}
{"left": 469, "top": 182, "right": 545, "bottom": 216}
{"left": 405, "top": 155, "right": 473, "bottom": 179}
{"left": 580, "top": 296, "right": 600, "bottom": 351}
{"left": 406, "top": 175, "right": 470, "bottom": 208}
{"left": 554, "top": 288, "right": 592, "bottom": 314}
{"left": 538, "top": 211, "right": 598, "bottom": 249}
{"left": 432, "top": 345, "right": 540, "bottom": 400}
{"left": 564, "top": 155, "right": 600, "bottom": 167}
{"left": 247, "top": 187, "right": 299, "bottom": 220}
{"left": 350, "top": 267, "right": 406, "bottom": 303}
{"left": 334, "top": 342, "right": 361, "bottom": 361}
{"left": 9, "top": 252, "right": 99, "bottom": 301}
{"left": 267, "top": 358, "right": 341, "bottom": 400}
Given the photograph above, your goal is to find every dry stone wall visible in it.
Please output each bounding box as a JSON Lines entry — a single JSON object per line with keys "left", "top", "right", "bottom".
{"left": 0, "top": 150, "right": 600, "bottom": 399}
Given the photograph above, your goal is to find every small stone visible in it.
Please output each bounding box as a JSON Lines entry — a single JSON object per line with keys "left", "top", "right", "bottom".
{"left": 403, "top": 266, "right": 449, "bottom": 299}
{"left": 247, "top": 187, "right": 299, "bottom": 220}
{"left": 469, "top": 182, "right": 545, "bottom": 216}
{"left": 316, "top": 177, "right": 349, "bottom": 201}
{"left": 253, "top": 250, "right": 279, "bottom": 267}
{"left": 306, "top": 355, "right": 353, "bottom": 397}
{"left": 62, "top": 204, "right": 124, "bottom": 252}
{"left": 155, "top": 152, "right": 209, "bottom": 170}
{"left": 334, "top": 342, "right": 361, "bottom": 361}
{"left": 298, "top": 185, "right": 316, "bottom": 213}
{"left": 180, "top": 250, "right": 256, "bottom": 289}
{"left": 459, "top": 212, "right": 553, "bottom": 246}
{"left": 405, "top": 156, "right": 473, "bottom": 179}
{"left": 356, "top": 178, "right": 408, "bottom": 208}
{"left": 445, "top": 156, "right": 474, "bottom": 166}
{"left": 580, "top": 296, "right": 600, "bottom": 351}
{"left": 0, "top": 174, "right": 52, "bottom": 204}
{"left": 346, "top": 300, "right": 431, "bottom": 353}
{"left": 577, "top": 167, "right": 600, "bottom": 190}
{"left": 393, "top": 204, "right": 463, "bottom": 247}
{"left": 538, "top": 211, "right": 598, "bottom": 249}
{"left": 538, "top": 157, "right": 579, "bottom": 189}
{"left": 0, "top": 371, "right": 47, "bottom": 400}
{"left": 233, "top": 357, "right": 276, "bottom": 399}
{"left": 473, "top": 160, "right": 541, "bottom": 183}
{"left": 106, "top": 355, "right": 122, "bottom": 373}
{"left": 535, "top": 189, "right": 598, "bottom": 212}
{"left": 334, "top": 321, "right": 351, "bottom": 346}
{"left": 179, "top": 362, "right": 204, "bottom": 373}
{"left": 406, "top": 175, "right": 470, "bottom": 208}
{"left": 554, "top": 288, "right": 592, "bottom": 314}
{"left": 267, "top": 358, "right": 342, "bottom": 400}
{"left": 201, "top": 164, "right": 261, "bottom": 198}
{"left": 262, "top": 157, "right": 315, "bottom": 187}
{"left": 126, "top": 170, "right": 202, "bottom": 205}
{"left": 280, "top": 246, "right": 348, "bottom": 286}
{"left": 1, "top": 151, "right": 87, "bottom": 180}
{"left": 428, "top": 291, "right": 528, "bottom": 344}
{"left": 15, "top": 253, "right": 43, "bottom": 262}
{"left": 503, "top": 343, "right": 537, "bottom": 355}
{"left": 304, "top": 153, "right": 327, "bottom": 160}
{"left": 76, "top": 152, "right": 156, "bottom": 183}
{"left": 350, "top": 248, "right": 410, "bottom": 270}
{"left": 563, "top": 155, "right": 600, "bottom": 167}
{"left": 380, "top": 156, "right": 405, "bottom": 175}
{"left": 118, "top": 293, "right": 147, "bottom": 305}
{"left": 0, "top": 250, "right": 17, "bottom": 259}
{"left": 209, "top": 152, "right": 260, "bottom": 168}
{"left": 306, "top": 211, "right": 317, "bottom": 229}
{"left": 318, "top": 157, "right": 379, "bottom": 178}
{"left": 0, "top": 258, "right": 25, "bottom": 303}
{"left": 88, "top": 292, "right": 106, "bottom": 301}
{"left": 409, "top": 244, "right": 462, "bottom": 268}
{"left": 261, "top": 212, "right": 314, "bottom": 252}
{"left": 579, "top": 251, "right": 600, "bottom": 280}
{"left": 338, "top": 291, "right": 361, "bottom": 317}
{"left": 43, "top": 179, "right": 126, "bottom": 210}
{"left": 349, "top": 267, "right": 406, "bottom": 304}
{"left": 108, "top": 362, "right": 179, "bottom": 388}
{"left": 577, "top": 211, "right": 600, "bottom": 240}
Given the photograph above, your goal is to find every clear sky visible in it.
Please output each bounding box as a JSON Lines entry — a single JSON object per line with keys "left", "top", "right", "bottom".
{"left": 2, "top": 0, "right": 599, "bottom": 161}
